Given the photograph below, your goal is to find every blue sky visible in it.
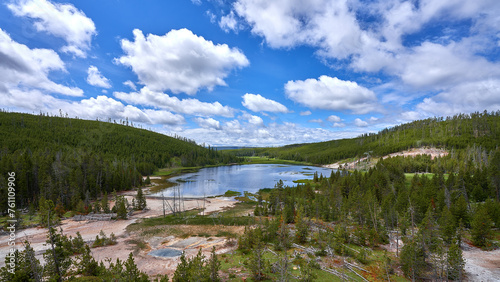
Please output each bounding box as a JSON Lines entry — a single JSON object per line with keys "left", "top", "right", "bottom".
{"left": 0, "top": 0, "right": 499, "bottom": 146}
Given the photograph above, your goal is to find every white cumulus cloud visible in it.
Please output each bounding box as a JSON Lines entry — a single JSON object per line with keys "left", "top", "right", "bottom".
{"left": 354, "top": 118, "right": 368, "bottom": 127}
{"left": 0, "top": 28, "right": 83, "bottom": 97}
{"left": 248, "top": 115, "right": 264, "bottom": 126}
{"left": 241, "top": 112, "right": 264, "bottom": 127}
{"left": 242, "top": 93, "right": 289, "bottom": 113}
{"left": 309, "top": 119, "right": 323, "bottom": 123}
{"left": 416, "top": 79, "right": 500, "bottom": 117}
{"left": 123, "top": 80, "right": 137, "bottom": 91}
{"left": 397, "top": 42, "right": 500, "bottom": 90}
{"left": 285, "top": 76, "right": 378, "bottom": 114}
{"left": 114, "top": 87, "right": 235, "bottom": 117}
{"left": 0, "top": 86, "right": 185, "bottom": 126}
{"left": 143, "top": 109, "right": 185, "bottom": 125}
{"left": 8, "top": 0, "right": 96, "bottom": 57}
{"left": 326, "top": 115, "right": 341, "bottom": 122}
{"left": 86, "top": 66, "right": 111, "bottom": 88}
{"left": 178, "top": 121, "right": 362, "bottom": 147}
{"left": 219, "top": 11, "right": 240, "bottom": 33}
{"left": 233, "top": 0, "right": 363, "bottom": 59}
{"left": 116, "top": 28, "right": 249, "bottom": 95}
{"left": 194, "top": 117, "right": 222, "bottom": 130}
{"left": 233, "top": 0, "right": 500, "bottom": 120}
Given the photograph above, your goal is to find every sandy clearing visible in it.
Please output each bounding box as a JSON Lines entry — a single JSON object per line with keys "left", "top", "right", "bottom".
{"left": 89, "top": 233, "right": 238, "bottom": 277}
{"left": 324, "top": 147, "right": 448, "bottom": 170}
{"left": 0, "top": 190, "right": 237, "bottom": 273}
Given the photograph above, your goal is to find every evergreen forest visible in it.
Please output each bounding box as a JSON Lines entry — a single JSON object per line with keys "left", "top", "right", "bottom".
{"left": 1, "top": 110, "right": 499, "bottom": 281}
{"left": 229, "top": 110, "right": 500, "bottom": 165}
{"left": 0, "top": 111, "right": 237, "bottom": 212}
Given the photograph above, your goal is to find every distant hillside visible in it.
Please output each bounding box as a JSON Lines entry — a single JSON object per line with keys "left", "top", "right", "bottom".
{"left": 215, "top": 146, "right": 257, "bottom": 151}
{"left": 228, "top": 111, "right": 500, "bottom": 165}
{"left": 0, "top": 112, "right": 237, "bottom": 210}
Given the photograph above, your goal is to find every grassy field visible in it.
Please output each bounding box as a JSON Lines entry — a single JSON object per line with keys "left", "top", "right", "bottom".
{"left": 153, "top": 166, "right": 204, "bottom": 176}
{"left": 218, "top": 250, "right": 345, "bottom": 281}
{"left": 404, "top": 172, "right": 449, "bottom": 187}
{"left": 0, "top": 213, "right": 40, "bottom": 229}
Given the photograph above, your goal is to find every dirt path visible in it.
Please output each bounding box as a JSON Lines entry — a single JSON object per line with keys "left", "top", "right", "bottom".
{"left": 0, "top": 191, "right": 237, "bottom": 275}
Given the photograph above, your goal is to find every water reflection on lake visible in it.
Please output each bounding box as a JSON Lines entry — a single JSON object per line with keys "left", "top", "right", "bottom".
{"left": 152, "top": 164, "right": 334, "bottom": 197}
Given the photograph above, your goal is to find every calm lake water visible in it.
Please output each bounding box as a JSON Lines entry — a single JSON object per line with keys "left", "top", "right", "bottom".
{"left": 152, "top": 164, "right": 334, "bottom": 197}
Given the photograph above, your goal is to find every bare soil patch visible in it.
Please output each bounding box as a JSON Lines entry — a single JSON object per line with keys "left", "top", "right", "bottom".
{"left": 0, "top": 189, "right": 239, "bottom": 278}
{"left": 324, "top": 147, "right": 448, "bottom": 170}
{"left": 463, "top": 244, "right": 500, "bottom": 281}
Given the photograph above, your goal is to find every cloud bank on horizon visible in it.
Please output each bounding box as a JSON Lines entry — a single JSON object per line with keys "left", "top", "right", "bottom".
{"left": 0, "top": 0, "right": 499, "bottom": 146}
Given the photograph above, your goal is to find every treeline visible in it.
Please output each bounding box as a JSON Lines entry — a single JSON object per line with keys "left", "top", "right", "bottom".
{"left": 229, "top": 110, "right": 500, "bottom": 164}
{"left": 247, "top": 151, "right": 500, "bottom": 280}
{"left": 0, "top": 112, "right": 238, "bottom": 212}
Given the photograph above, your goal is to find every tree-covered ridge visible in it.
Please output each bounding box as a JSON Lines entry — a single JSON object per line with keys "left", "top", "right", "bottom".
{"left": 244, "top": 150, "right": 500, "bottom": 280}
{"left": 0, "top": 112, "right": 238, "bottom": 211}
{"left": 0, "top": 111, "right": 236, "bottom": 169}
{"left": 229, "top": 111, "right": 500, "bottom": 164}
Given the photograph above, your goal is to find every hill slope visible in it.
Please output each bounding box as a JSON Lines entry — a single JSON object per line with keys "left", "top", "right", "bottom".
{"left": 0, "top": 112, "right": 236, "bottom": 210}
{"left": 229, "top": 111, "right": 500, "bottom": 164}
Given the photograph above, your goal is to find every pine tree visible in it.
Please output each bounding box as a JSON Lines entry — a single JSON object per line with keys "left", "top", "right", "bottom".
{"left": 115, "top": 196, "right": 128, "bottom": 219}
{"left": 206, "top": 246, "right": 221, "bottom": 282}
{"left": 419, "top": 205, "right": 439, "bottom": 252}
{"left": 489, "top": 149, "right": 500, "bottom": 202}
{"left": 172, "top": 252, "right": 190, "bottom": 282}
{"left": 446, "top": 240, "right": 465, "bottom": 281}
{"left": 39, "top": 197, "right": 59, "bottom": 228}
{"left": 0, "top": 241, "right": 42, "bottom": 282}
{"left": 76, "top": 245, "right": 102, "bottom": 277}
{"left": 299, "top": 260, "right": 318, "bottom": 282}
{"left": 43, "top": 227, "right": 72, "bottom": 282}
{"left": 451, "top": 196, "right": 469, "bottom": 227}
{"left": 400, "top": 237, "right": 426, "bottom": 281}
{"left": 248, "top": 239, "right": 267, "bottom": 281}
{"left": 189, "top": 249, "right": 205, "bottom": 282}
{"left": 295, "top": 207, "right": 309, "bottom": 243}
{"left": 124, "top": 253, "right": 149, "bottom": 282}
{"left": 277, "top": 212, "right": 291, "bottom": 251}
{"left": 93, "top": 201, "right": 102, "bottom": 213}
{"left": 439, "top": 206, "right": 456, "bottom": 245}
{"left": 470, "top": 205, "right": 493, "bottom": 248}
{"left": 102, "top": 192, "right": 110, "bottom": 213}
{"left": 71, "top": 232, "right": 86, "bottom": 254}
{"left": 135, "top": 187, "right": 147, "bottom": 210}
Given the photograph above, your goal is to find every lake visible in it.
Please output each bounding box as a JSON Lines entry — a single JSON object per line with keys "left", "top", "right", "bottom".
{"left": 152, "top": 164, "right": 334, "bottom": 197}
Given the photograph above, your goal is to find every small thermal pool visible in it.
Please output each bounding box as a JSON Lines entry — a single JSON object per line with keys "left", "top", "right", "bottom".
{"left": 148, "top": 248, "right": 183, "bottom": 258}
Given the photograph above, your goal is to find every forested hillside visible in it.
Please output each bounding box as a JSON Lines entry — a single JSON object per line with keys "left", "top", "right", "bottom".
{"left": 242, "top": 148, "right": 500, "bottom": 280}
{"left": 0, "top": 112, "right": 237, "bottom": 211}
{"left": 230, "top": 111, "right": 500, "bottom": 164}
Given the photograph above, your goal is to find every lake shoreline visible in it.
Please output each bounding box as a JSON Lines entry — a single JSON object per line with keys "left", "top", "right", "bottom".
{"left": 150, "top": 163, "right": 335, "bottom": 198}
